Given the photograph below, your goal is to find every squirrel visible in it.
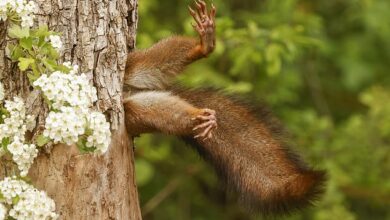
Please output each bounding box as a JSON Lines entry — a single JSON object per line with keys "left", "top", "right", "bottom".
{"left": 123, "top": 0, "right": 326, "bottom": 215}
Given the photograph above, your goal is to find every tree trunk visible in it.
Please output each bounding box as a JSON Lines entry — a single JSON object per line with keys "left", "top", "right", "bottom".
{"left": 0, "top": 0, "right": 142, "bottom": 219}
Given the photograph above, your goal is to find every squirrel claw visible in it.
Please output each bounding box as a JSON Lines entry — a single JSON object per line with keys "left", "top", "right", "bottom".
{"left": 194, "top": 108, "right": 217, "bottom": 140}
{"left": 189, "top": 0, "right": 215, "bottom": 31}
{"left": 189, "top": 0, "right": 216, "bottom": 56}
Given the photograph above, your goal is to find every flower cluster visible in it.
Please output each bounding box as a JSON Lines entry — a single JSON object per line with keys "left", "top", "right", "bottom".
{"left": 7, "top": 138, "right": 38, "bottom": 176}
{"left": 0, "top": 177, "right": 58, "bottom": 220}
{"left": 43, "top": 107, "right": 86, "bottom": 145}
{"left": 0, "top": 177, "right": 31, "bottom": 204}
{"left": 0, "top": 97, "right": 34, "bottom": 141}
{"left": 0, "top": 203, "right": 6, "bottom": 220}
{"left": 41, "top": 104, "right": 111, "bottom": 154}
{"left": 34, "top": 64, "right": 111, "bottom": 154}
{"left": 0, "top": 97, "right": 37, "bottom": 176}
{"left": 33, "top": 70, "right": 97, "bottom": 109}
{"left": 63, "top": 61, "right": 79, "bottom": 75}
{"left": 86, "top": 112, "right": 111, "bottom": 154}
{"left": 47, "top": 35, "right": 62, "bottom": 51}
{"left": 0, "top": 0, "right": 37, "bottom": 28}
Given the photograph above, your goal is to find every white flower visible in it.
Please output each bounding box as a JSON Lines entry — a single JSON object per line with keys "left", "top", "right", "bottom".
{"left": 0, "top": 177, "right": 31, "bottom": 204}
{"left": 33, "top": 70, "right": 97, "bottom": 110}
{"left": 0, "top": 177, "right": 58, "bottom": 220}
{"left": 0, "top": 203, "right": 6, "bottom": 220}
{"left": 0, "top": 0, "right": 7, "bottom": 9}
{"left": 0, "top": 82, "right": 4, "bottom": 101}
{"left": 10, "top": 188, "right": 58, "bottom": 220}
{"left": 25, "top": 1, "right": 37, "bottom": 13}
{"left": 20, "top": 14, "right": 34, "bottom": 28}
{"left": 7, "top": 137, "right": 38, "bottom": 177}
{"left": 48, "top": 35, "right": 62, "bottom": 51}
{"left": 0, "top": 97, "right": 36, "bottom": 176}
{"left": 86, "top": 111, "right": 111, "bottom": 154}
{"left": 63, "top": 61, "right": 79, "bottom": 74}
{"left": 0, "top": 0, "right": 37, "bottom": 27}
{"left": 0, "top": 97, "right": 34, "bottom": 142}
{"left": 33, "top": 67, "right": 111, "bottom": 154}
{"left": 43, "top": 107, "right": 86, "bottom": 145}
{"left": 43, "top": 107, "right": 111, "bottom": 153}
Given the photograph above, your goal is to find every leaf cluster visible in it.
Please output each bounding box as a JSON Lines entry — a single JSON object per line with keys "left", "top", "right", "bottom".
{"left": 7, "top": 25, "right": 69, "bottom": 82}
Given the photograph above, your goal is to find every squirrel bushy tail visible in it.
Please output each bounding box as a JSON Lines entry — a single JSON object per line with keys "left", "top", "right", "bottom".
{"left": 123, "top": 1, "right": 326, "bottom": 214}
{"left": 173, "top": 87, "right": 326, "bottom": 214}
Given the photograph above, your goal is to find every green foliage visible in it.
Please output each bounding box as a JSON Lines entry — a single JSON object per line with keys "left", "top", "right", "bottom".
{"left": 0, "top": 108, "right": 8, "bottom": 124}
{"left": 35, "top": 134, "right": 50, "bottom": 147}
{"left": 7, "top": 25, "right": 68, "bottom": 83}
{"left": 8, "top": 25, "right": 30, "bottom": 39}
{"left": 11, "top": 196, "right": 19, "bottom": 205}
{"left": 135, "top": 158, "right": 155, "bottom": 187}
{"left": 1, "top": 137, "right": 10, "bottom": 152}
{"left": 18, "top": 57, "right": 35, "bottom": 71}
{"left": 76, "top": 137, "right": 96, "bottom": 154}
{"left": 134, "top": 0, "right": 390, "bottom": 219}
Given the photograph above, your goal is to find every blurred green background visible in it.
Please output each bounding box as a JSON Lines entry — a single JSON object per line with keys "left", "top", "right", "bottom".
{"left": 133, "top": 0, "right": 390, "bottom": 219}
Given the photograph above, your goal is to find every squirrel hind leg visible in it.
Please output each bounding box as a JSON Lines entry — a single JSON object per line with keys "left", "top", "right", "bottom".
{"left": 124, "top": 91, "right": 218, "bottom": 138}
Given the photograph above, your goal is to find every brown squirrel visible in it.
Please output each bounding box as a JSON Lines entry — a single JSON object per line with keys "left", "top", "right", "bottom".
{"left": 123, "top": 0, "right": 326, "bottom": 215}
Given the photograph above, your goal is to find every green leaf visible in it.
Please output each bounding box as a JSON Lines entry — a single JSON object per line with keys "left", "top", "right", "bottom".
{"left": 12, "top": 196, "right": 20, "bottom": 205}
{"left": 27, "top": 72, "right": 40, "bottom": 82}
{"left": 36, "top": 134, "right": 50, "bottom": 147}
{"left": 9, "top": 45, "right": 25, "bottom": 61}
{"left": 55, "top": 64, "right": 71, "bottom": 73}
{"left": 30, "top": 62, "right": 40, "bottom": 76}
{"left": 39, "top": 42, "right": 59, "bottom": 60}
{"left": 38, "top": 36, "right": 46, "bottom": 47}
{"left": 0, "top": 108, "right": 7, "bottom": 123}
{"left": 8, "top": 25, "right": 30, "bottom": 39}
{"left": 2, "top": 137, "right": 10, "bottom": 150}
{"left": 265, "top": 43, "right": 282, "bottom": 76}
{"left": 0, "top": 108, "right": 9, "bottom": 115}
{"left": 18, "top": 57, "right": 35, "bottom": 71}
{"left": 266, "top": 58, "right": 281, "bottom": 76}
{"left": 32, "top": 25, "right": 50, "bottom": 37}
{"left": 48, "top": 47, "right": 59, "bottom": 59}
{"left": 19, "top": 176, "right": 32, "bottom": 184}
{"left": 42, "top": 58, "right": 57, "bottom": 71}
{"left": 27, "top": 65, "right": 42, "bottom": 82}
{"left": 84, "top": 128, "right": 93, "bottom": 136}
{"left": 19, "top": 37, "right": 33, "bottom": 50}
{"left": 76, "top": 138, "right": 96, "bottom": 154}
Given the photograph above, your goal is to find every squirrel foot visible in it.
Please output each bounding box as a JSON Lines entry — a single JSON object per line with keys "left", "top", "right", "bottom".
{"left": 188, "top": 0, "right": 216, "bottom": 56}
{"left": 192, "top": 108, "right": 217, "bottom": 140}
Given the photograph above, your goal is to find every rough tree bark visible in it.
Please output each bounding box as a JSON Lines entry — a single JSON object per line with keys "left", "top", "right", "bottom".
{"left": 0, "top": 0, "right": 142, "bottom": 219}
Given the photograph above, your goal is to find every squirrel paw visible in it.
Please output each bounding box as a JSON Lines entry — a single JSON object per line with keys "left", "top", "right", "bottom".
{"left": 188, "top": 0, "right": 216, "bottom": 56}
{"left": 192, "top": 108, "right": 217, "bottom": 140}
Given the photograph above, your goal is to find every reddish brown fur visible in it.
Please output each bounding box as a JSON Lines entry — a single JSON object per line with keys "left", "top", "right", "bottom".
{"left": 124, "top": 91, "right": 203, "bottom": 136}
{"left": 124, "top": 37, "right": 203, "bottom": 91}
{"left": 174, "top": 88, "right": 326, "bottom": 214}
{"left": 123, "top": 1, "right": 325, "bottom": 215}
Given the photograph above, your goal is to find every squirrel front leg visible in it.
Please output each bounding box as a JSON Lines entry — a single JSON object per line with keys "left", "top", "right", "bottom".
{"left": 124, "top": 91, "right": 217, "bottom": 140}
{"left": 124, "top": 0, "right": 216, "bottom": 91}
